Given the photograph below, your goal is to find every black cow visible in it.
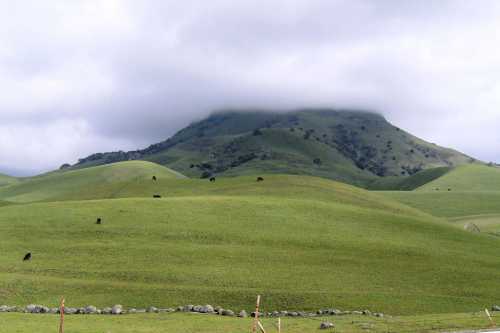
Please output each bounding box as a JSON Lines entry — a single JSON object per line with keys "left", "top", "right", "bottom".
{"left": 153, "top": 194, "right": 162, "bottom": 198}
{"left": 256, "top": 177, "right": 264, "bottom": 182}
{"left": 23, "top": 252, "right": 31, "bottom": 261}
{"left": 96, "top": 217, "right": 102, "bottom": 224}
{"left": 209, "top": 177, "right": 216, "bottom": 182}
{"left": 152, "top": 176, "right": 157, "bottom": 181}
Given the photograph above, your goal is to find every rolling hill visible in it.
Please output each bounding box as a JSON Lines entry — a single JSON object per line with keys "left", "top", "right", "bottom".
{"left": 417, "top": 164, "right": 500, "bottom": 192}
{"left": 71, "top": 109, "right": 474, "bottom": 188}
{"left": 0, "top": 161, "right": 184, "bottom": 203}
{"left": 381, "top": 164, "right": 500, "bottom": 238}
{"left": 0, "top": 161, "right": 499, "bottom": 315}
{"left": 0, "top": 173, "right": 17, "bottom": 187}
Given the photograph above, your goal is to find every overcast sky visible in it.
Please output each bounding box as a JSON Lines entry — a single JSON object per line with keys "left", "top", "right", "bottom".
{"left": 1, "top": 0, "right": 500, "bottom": 175}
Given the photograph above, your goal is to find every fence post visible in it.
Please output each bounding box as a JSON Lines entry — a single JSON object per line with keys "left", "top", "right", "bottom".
{"left": 486, "top": 309, "right": 496, "bottom": 328}
{"left": 59, "top": 297, "right": 65, "bottom": 333}
{"left": 251, "top": 295, "right": 261, "bottom": 333}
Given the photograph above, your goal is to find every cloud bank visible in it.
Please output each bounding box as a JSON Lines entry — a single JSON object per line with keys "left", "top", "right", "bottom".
{"left": 1, "top": 0, "right": 500, "bottom": 175}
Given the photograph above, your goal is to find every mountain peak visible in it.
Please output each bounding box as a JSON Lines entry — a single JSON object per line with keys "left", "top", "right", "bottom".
{"left": 72, "top": 109, "right": 474, "bottom": 187}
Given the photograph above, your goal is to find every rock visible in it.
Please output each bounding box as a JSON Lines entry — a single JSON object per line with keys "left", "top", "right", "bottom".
{"left": 0, "top": 305, "right": 8, "bottom": 312}
{"left": 193, "top": 305, "right": 202, "bottom": 312}
{"left": 320, "top": 322, "right": 334, "bottom": 330}
{"left": 362, "top": 310, "right": 371, "bottom": 316}
{"left": 112, "top": 304, "right": 123, "bottom": 315}
{"left": 184, "top": 305, "right": 194, "bottom": 312}
{"left": 102, "top": 307, "right": 112, "bottom": 314}
{"left": 200, "top": 305, "right": 214, "bottom": 313}
{"left": 25, "top": 304, "right": 49, "bottom": 314}
{"left": 166, "top": 308, "right": 175, "bottom": 313}
{"left": 85, "top": 305, "right": 97, "bottom": 314}
{"left": 492, "top": 305, "right": 500, "bottom": 311}
{"left": 288, "top": 311, "right": 299, "bottom": 317}
{"left": 222, "top": 309, "right": 235, "bottom": 316}
{"left": 272, "top": 311, "right": 280, "bottom": 317}
{"left": 136, "top": 309, "right": 146, "bottom": 313}
{"left": 352, "top": 311, "right": 363, "bottom": 315}
{"left": 128, "top": 308, "right": 137, "bottom": 314}
{"left": 26, "top": 304, "right": 37, "bottom": 313}
{"left": 50, "top": 308, "right": 59, "bottom": 314}
{"left": 375, "top": 313, "right": 384, "bottom": 318}
{"left": 77, "top": 308, "right": 86, "bottom": 314}
{"left": 251, "top": 311, "right": 263, "bottom": 318}
{"left": 65, "top": 307, "right": 77, "bottom": 315}
{"left": 147, "top": 306, "right": 158, "bottom": 313}
{"left": 176, "top": 306, "right": 183, "bottom": 312}
{"left": 238, "top": 310, "right": 248, "bottom": 318}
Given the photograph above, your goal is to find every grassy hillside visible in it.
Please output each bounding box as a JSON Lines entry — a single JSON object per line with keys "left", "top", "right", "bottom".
{"left": 381, "top": 165, "right": 500, "bottom": 219}
{"left": 71, "top": 110, "right": 473, "bottom": 188}
{"left": 417, "top": 164, "right": 500, "bottom": 192}
{"left": 0, "top": 163, "right": 500, "bottom": 315}
{"left": 368, "top": 167, "right": 452, "bottom": 191}
{"left": 0, "top": 173, "right": 17, "bottom": 187}
{"left": 0, "top": 161, "right": 184, "bottom": 203}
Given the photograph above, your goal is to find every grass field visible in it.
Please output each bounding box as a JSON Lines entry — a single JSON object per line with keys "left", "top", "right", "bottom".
{"left": 1, "top": 162, "right": 500, "bottom": 317}
{"left": 2, "top": 160, "right": 500, "bottom": 333}
{"left": 380, "top": 165, "right": 500, "bottom": 220}
{"left": 368, "top": 167, "right": 452, "bottom": 191}
{"left": 417, "top": 164, "right": 500, "bottom": 192}
{"left": 1, "top": 311, "right": 499, "bottom": 333}
{"left": 451, "top": 214, "right": 500, "bottom": 237}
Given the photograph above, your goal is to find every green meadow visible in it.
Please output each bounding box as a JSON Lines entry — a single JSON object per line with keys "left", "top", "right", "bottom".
{"left": 1, "top": 161, "right": 500, "bottom": 332}
{"left": 1, "top": 311, "right": 499, "bottom": 333}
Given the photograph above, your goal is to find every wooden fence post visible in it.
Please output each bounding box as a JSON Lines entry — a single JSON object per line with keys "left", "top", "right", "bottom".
{"left": 251, "top": 295, "right": 261, "bottom": 333}
{"left": 278, "top": 317, "right": 281, "bottom": 333}
{"left": 59, "top": 297, "right": 65, "bottom": 333}
{"left": 486, "top": 308, "right": 496, "bottom": 328}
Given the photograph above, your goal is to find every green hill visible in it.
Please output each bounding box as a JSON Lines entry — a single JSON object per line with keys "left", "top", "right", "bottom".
{"left": 417, "top": 164, "right": 500, "bottom": 192}
{"left": 382, "top": 164, "right": 500, "bottom": 218}
{"left": 368, "top": 166, "right": 452, "bottom": 191}
{"left": 380, "top": 164, "right": 500, "bottom": 238}
{"left": 0, "top": 173, "right": 17, "bottom": 187}
{"left": 0, "top": 162, "right": 499, "bottom": 315}
{"left": 0, "top": 161, "right": 184, "bottom": 203}
{"left": 71, "top": 110, "right": 473, "bottom": 188}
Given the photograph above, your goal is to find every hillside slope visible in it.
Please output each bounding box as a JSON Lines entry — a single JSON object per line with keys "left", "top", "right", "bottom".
{"left": 417, "top": 164, "right": 500, "bottom": 192}
{"left": 0, "top": 165, "right": 499, "bottom": 315}
{"left": 0, "top": 173, "right": 17, "bottom": 187}
{"left": 71, "top": 110, "right": 473, "bottom": 188}
{"left": 0, "top": 161, "right": 184, "bottom": 203}
{"left": 381, "top": 165, "right": 500, "bottom": 223}
{"left": 368, "top": 167, "right": 452, "bottom": 191}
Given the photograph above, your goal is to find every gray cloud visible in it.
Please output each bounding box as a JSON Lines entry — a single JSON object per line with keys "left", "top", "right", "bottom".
{"left": 1, "top": 0, "right": 500, "bottom": 175}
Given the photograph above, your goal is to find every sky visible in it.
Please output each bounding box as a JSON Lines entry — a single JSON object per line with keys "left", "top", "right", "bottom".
{"left": 1, "top": 0, "right": 500, "bottom": 175}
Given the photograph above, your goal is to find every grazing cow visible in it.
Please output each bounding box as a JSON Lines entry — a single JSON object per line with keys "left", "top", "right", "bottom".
{"left": 153, "top": 194, "right": 162, "bottom": 198}
{"left": 152, "top": 176, "right": 157, "bottom": 181}
{"left": 256, "top": 177, "right": 264, "bottom": 182}
{"left": 96, "top": 217, "right": 102, "bottom": 224}
{"left": 209, "top": 177, "right": 216, "bottom": 182}
{"left": 23, "top": 252, "right": 31, "bottom": 261}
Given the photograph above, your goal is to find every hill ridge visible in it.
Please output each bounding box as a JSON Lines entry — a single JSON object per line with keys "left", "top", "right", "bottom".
{"left": 70, "top": 109, "right": 474, "bottom": 188}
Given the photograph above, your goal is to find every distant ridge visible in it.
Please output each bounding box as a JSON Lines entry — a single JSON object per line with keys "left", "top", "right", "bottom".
{"left": 71, "top": 109, "right": 475, "bottom": 188}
